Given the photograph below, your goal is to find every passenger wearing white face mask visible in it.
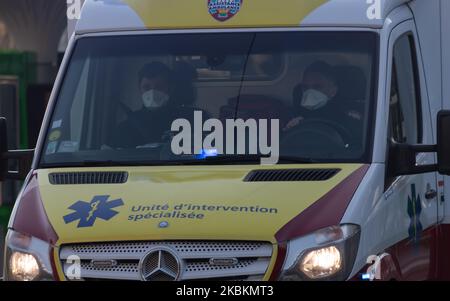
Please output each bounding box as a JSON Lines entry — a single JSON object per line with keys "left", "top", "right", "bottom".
{"left": 284, "top": 61, "right": 339, "bottom": 131}
{"left": 139, "top": 63, "right": 171, "bottom": 110}
{"left": 110, "top": 62, "right": 182, "bottom": 148}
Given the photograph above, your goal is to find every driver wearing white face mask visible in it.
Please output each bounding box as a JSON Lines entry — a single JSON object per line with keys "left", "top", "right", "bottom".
{"left": 110, "top": 62, "right": 183, "bottom": 148}
{"left": 284, "top": 61, "right": 340, "bottom": 131}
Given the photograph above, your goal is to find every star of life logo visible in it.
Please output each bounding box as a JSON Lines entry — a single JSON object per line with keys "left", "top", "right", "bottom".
{"left": 63, "top": 195, "right": 124, "bottom": 228}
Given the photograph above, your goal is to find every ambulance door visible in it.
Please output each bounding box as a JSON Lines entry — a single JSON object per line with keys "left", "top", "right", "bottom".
{"left": 385, "top": 21, "right": 438, "bottom": 280}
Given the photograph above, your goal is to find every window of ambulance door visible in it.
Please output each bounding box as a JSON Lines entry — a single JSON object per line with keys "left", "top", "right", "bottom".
{"left": 389, "top": 34, "right": 422, "bottom": 145}
{"left": 387, "top": 33, "right": 423, "bottom": 183}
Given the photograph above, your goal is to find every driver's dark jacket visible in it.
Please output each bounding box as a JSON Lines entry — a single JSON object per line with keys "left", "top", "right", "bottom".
{"left": 110, "top": 105, "right": 195, "bottom": 148}
{"left": 291, "top": 97, "right": 364, "bottom": 139}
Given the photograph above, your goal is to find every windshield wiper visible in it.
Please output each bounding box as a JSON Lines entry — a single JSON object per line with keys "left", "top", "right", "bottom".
{"left": 277, "top": 156, "right": 320, "bottom": 164}
{"left": 80, "top": 160, "right": 144, "bottom": 167}
{"left": 162, "top": 154, "right": 319, "bottom": 165}
{"left": 79, "top": 159, "right": 203, "bottom": 167}
{"left": 40, "top": 155, "right": 319, "bottom": 168}
{"left": 42, "top": 160, "right": 169, "bottom": 168}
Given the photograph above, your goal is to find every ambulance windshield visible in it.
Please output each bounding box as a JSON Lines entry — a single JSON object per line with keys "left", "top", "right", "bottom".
{"left": 40, "top": 31, "right": 378, "bottom": 167}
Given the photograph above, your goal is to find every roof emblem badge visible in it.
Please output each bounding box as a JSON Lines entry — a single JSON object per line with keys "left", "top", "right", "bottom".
{"left": 208, "top": 0, "right": 243, "bottom": 22}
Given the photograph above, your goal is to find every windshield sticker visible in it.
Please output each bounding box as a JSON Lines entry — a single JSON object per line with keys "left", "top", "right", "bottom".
{"left": 52, "top": 119, "right": 62, "bottom": 129}
{"left": 48, "top": 130, "right": 61, "bottom": 141}
{"left": 45, "top": 141, "right": 58, "bottom": 155}
{"left": 208, "top": 0, "right": 243, "bottom": 22}
{"left": 128, "top": 203, "right": 278, "bottom": 222}
{"left": 63, "top": 195, "right": 124, "bottom": 228}
{"left": 58, "top": 141, "right": 79, "bottom": 153}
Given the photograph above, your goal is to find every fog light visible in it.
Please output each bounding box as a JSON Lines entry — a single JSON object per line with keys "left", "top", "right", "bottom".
{"left": 9, "top": 251, "right": 40, "bottom": 281}
{"left": 300, "top": 246, "right": 342, "bottom": 279}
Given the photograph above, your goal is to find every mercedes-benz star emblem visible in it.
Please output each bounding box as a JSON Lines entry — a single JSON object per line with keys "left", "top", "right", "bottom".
{"left": 139, "top": 247, "right": 181, "bottom": 281}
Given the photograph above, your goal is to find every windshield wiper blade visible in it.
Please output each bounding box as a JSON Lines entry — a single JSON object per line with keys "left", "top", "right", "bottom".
{"left": 42, "top": 156, "right": 319, "bottom": 168}
{"left": 166, "top": 155, "right": 319, "bottom": 165}
{"left": 205, "top": 154, "right": 320, "bottom": 163}
{"left": 151, "top": 154, "right": 263, "bottom": 165}
{"left": 76, "top": 160, "right": 167, "bottom": 167}
{"left": 79, "top": 160, "right": 135, "bottom": 167}
{"left": 276, "top": 156, "right": 320, "bottom": 164}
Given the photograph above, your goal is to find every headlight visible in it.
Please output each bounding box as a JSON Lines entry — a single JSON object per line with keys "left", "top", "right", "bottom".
{"left": 300, "top": 246, "right": 342, "bottom": 279}
{"left": 279, "top": 224, "right": 360, "bottom": 281}
{"left": 4, "top": 230, "right": 54, "bottom": 281}
{"left": 9, "top": 252, "right": 40, "bottom": 281}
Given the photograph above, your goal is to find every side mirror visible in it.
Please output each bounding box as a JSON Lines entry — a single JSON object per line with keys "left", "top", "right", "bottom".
{"left": 0, "top": 117, "right": 34, "bottom": 181}
{"left": 388, "top": 110, "right": 450, "bottom": 177}
{"left": 388, "top": 141, "right": 436, "bottom": 177}
{"left": 437, "top": 110, "right": 450, "bottom": 175}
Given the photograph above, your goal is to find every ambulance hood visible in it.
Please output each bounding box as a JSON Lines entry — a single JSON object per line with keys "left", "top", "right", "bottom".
{"left": 36, "top": 164, "right": 367, "bottom": 245}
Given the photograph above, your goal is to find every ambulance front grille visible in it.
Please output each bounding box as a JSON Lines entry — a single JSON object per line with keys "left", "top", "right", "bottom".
{"left": 59, "top": 241, "right": 273, "bottom": 281}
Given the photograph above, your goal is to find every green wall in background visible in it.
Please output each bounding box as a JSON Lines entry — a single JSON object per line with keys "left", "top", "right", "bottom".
{"left": 0, "top": 205, "right": 12, "bottom": 231}
{"left": 0, "top": 50, "right": 37, "bottom": 149}
{"left": 0, "top": 50, "right": 36, "bottom": 226}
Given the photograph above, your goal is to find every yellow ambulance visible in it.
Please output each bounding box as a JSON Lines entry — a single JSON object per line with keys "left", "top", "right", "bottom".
{"left": 2, "top": 0, "right": 450, "bottom": 281}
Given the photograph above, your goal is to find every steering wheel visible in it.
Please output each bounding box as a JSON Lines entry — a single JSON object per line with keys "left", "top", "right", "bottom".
{"left": 281, "top": 118, "right": 353, "bottom": 157}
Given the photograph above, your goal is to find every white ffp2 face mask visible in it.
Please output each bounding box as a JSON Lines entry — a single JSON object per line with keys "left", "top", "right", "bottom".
{"left": 142, "top": 89, "right": 169, "bottom": 109}
{"left": 300, "top": 89, "right": 330, "bottom": 111}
